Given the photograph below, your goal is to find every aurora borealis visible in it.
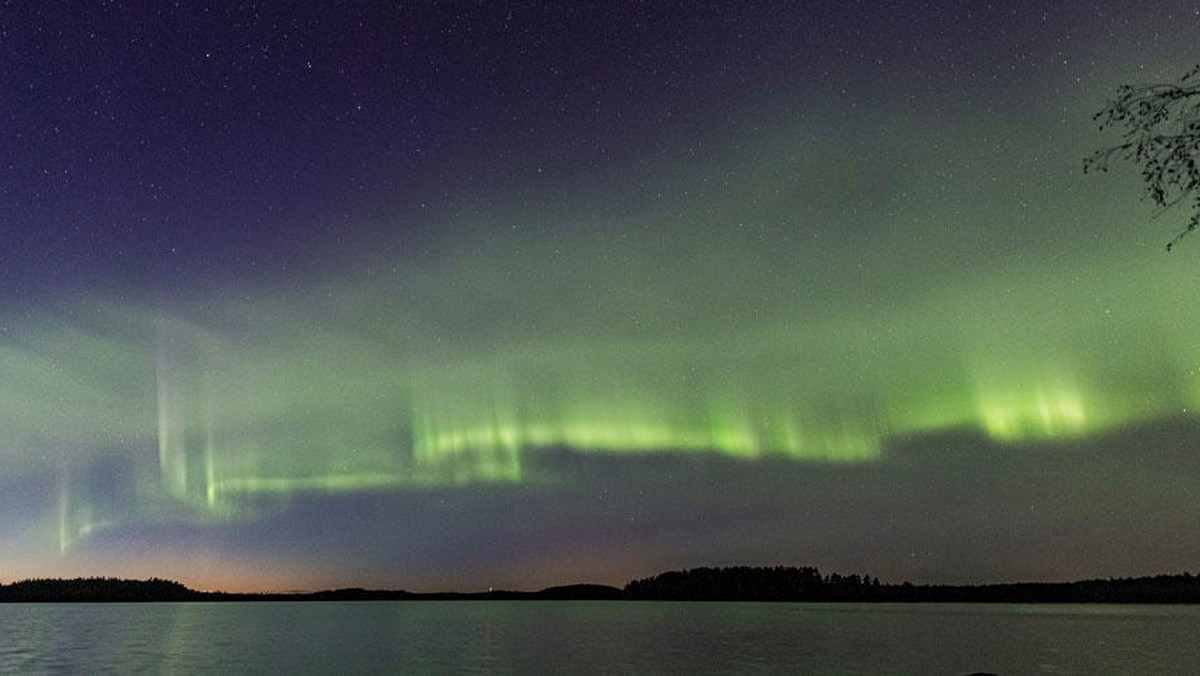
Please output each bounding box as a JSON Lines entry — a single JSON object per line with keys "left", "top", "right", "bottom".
{"left": 2, "top": 2, "right": 1200, "bottom": 592}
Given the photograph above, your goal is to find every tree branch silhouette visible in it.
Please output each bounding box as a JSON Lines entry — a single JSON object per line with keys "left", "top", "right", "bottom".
{"left": 1084, "top": 64, "right": 1200, "bottom": 251}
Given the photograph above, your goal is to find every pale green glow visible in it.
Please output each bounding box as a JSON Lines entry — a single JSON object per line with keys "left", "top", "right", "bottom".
{"left": 7, "top": 238, "right": 1199, "bottom": 543}
{"left": 1, "top": 107, "right": 1197, "bottom": 558}
{"left": 216, "top": 473, "right": 407, "bottom": 494}
{"left": 122, "top": 240, "right": 1198, "bottom": 523}
{"left": 979, "top": 389, "right": 1087, "bottom": 441}
{"left": 0, "top": 240, "right": 1188, "bottom": 553}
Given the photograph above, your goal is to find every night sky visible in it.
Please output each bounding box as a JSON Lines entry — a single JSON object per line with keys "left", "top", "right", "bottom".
{"left": 1, "top": 1, "right": 1199, "bottom": 592}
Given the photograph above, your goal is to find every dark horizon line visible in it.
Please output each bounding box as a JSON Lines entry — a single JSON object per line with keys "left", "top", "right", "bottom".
{"left": 3, "top": 566, "right": 1200, "bottom": 604}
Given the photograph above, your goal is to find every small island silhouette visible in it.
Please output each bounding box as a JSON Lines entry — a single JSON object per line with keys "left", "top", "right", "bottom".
{"left": 3, "top": 566, "right": 1200, "bottom": 603}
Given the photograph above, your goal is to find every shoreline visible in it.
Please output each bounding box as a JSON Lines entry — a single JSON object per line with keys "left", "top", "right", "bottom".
{"left": 3, "top": 568, "right": 1199, "bottom": 604}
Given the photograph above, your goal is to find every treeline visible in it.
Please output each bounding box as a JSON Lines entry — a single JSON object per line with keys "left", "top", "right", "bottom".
{"left": 0, "top": 577, "right": 198, "bottom": 602}
{"left": 5, "top": 568, "right": 1200, "bottom": 603}
{"left": 623, "top": 566, "right": 1200, "bottom": 604}
{"left": 0, "top": 579, "right": 628, "bottom": 603}
{"left": 624, "top": 566, "right": 877, "bottom": 601}
{"left": 204, "top": 584, "right": 624, "bottom": 602}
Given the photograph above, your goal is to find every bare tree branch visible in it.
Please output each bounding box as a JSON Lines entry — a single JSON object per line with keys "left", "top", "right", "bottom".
{"left": 1087, "top": 66, "right": 1200, "bottom": 250}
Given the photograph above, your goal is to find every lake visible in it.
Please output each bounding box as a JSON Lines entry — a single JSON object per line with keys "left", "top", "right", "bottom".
{"left": 1, "top": 601, "right": 1197, "bottom": 673}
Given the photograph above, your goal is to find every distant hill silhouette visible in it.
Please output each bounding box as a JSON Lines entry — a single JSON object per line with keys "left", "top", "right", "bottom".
{"left": 3, "top": 568, "right": 1199, "bottom": 603}
{"left": 533, "top": 583, "right": 627, "bottom": 600}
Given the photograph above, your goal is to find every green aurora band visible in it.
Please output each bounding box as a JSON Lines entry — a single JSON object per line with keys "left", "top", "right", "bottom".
{"left": 11, "top": 208, "right": 1199, "bottom": 554}
{"left": 8, "top": 100, "right": 1200, "bottom": 555}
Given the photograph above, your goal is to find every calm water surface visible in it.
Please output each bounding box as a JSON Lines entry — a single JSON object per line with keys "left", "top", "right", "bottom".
{"left": 1, "top": 601, "right": 1197, "bottom": 674}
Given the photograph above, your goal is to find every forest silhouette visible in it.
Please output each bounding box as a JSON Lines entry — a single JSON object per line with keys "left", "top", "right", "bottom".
{"left": 3, "top": 567, "right": 1200, "bottom": 603}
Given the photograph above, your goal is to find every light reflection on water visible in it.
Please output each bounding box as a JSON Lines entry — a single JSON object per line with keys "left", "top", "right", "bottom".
{"left": 1, "top": 601, "right": 1198, "bottom": 673}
